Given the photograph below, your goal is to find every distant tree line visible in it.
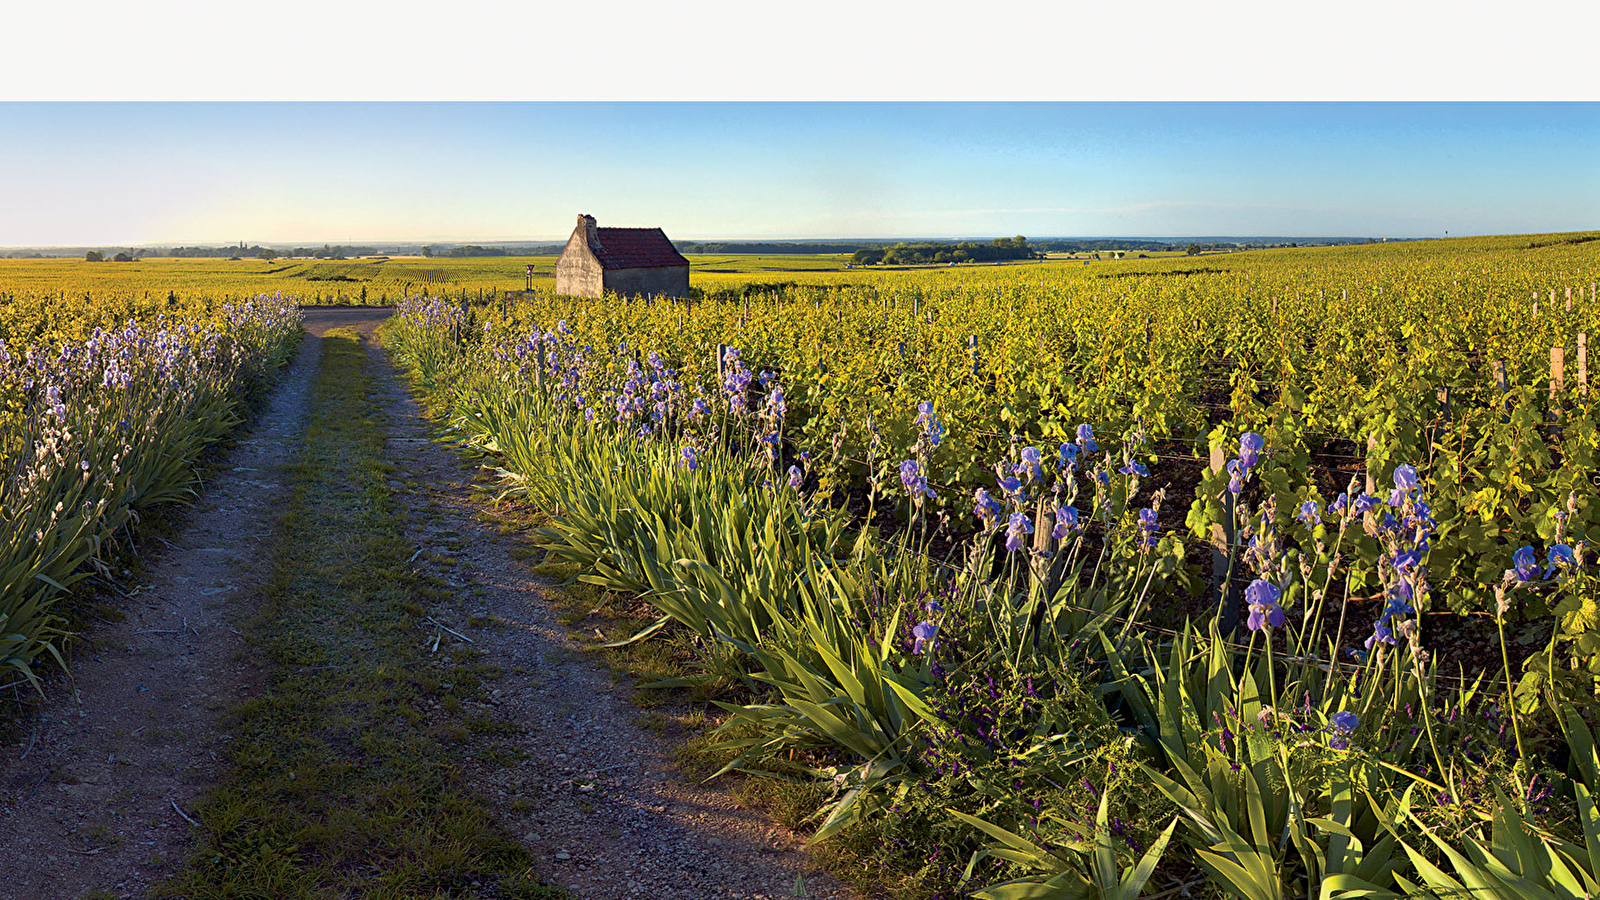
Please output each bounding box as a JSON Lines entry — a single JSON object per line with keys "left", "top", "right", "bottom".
{"left": 675, "top": 241, "right": 874, "bottom": 255}
{"left": 438, "top": 245, "right": 512, "bottom": 258}
{"left": 1032, "top": 239, "right": 1182, "bottom": 253}
{"left": 852, "top": 237, "right": 1039, "bottom": 266}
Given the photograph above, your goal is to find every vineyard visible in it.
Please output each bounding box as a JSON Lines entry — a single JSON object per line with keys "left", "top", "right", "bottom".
{"left": 385, "top": 231, "right": 1600, "bottom": 896}
{"left": 6, "top": 231, "right": 1600, "bottom": 898}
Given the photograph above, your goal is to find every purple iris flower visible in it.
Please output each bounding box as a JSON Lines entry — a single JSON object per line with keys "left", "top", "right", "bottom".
{"left": 973, "top": 488, "right": 1002, "bottom": 522}
{"left": 1413, "top": 499, "right": 1434, "bottom": 526}
{"left": 899, "top": 460, "right": 934, "bottom": 500}
{"left": 764, "top": 384, "right": 787, "bottom": 421}
{"left": 1245, "top": 579, "right": 1286, "bottom": 631}
{"left": 1238, "top": 432, "right": 1265, "bottom": 469}
{"left": 1018, "top": 446, "right": 1044, "bottom": 482}
{"left": 1379, "top": 582, "right": 1415, "bottom": 623}
{"left": 1328, "top": 710, "right": 1359, "bottom": 749}
{"left": 1226, "top": 459, "right": 1245, "bottom": 494}
{"left": 788, "top": 465, "right": 804, "bottom": 490}
{"left": 1511, "top": 545, "right": 1540, "bottom": 583}
{"left": 680, "top": 446, "right": 699, "bottom": 470}
{"left": 997, "top": 475, "right": 1024, "bottom": 498}
{"left": 1365, "top": 622, "right": 1397, "bottom": 650}
{"left": 1006, "top": 511, "right": 1033, "bottom": 552}
{"left": 1119, "top": 460, "right": 1149, "bottom": 477}
{"left": 1076, "top": 423, "right": 1098, "bottom": 454}
{"left": 1052, "top": 505, "right": 1080, "bottom": 539}
{"left": 1352, "top": 494, "right": 1380, "bottom": 515}
{"left": 1392, "top": 548, "right": 1422, "bottom": 572}
{"left": 915, "top": 401, "right": 944, "bottom": 450}
{"left": 1548, "top": 544, "right": 1578, "bottom": 577}
{"left": 1386, "top": 488, "right": 1408, "bottom": 508}
{"left": 912, "top": 621, "right": 939, "bottom": 655}
{"left": 1296, "top": 500, "right": 1319, "bottom": 525}
{"left": 1058, "top": 442, "right": 1080, "bottom": 470}
{"left": 1393, "top": 464, "right": 1419, "bottom": 492}
{"left": 1137, "top": 508, "right": 1160, "bottom": 548}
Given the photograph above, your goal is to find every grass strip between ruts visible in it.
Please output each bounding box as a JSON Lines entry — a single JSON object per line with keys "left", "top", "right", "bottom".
{"left": 155, "top": 328, "right": 565, "bottom": 899}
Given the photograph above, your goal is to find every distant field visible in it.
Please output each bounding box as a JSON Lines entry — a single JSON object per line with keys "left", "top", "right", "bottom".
{"left": 3, "top": 234, "right": 1597, "bottom": 304}
{"left": 0, "top": 251, "right": 1175, "bottom": 303}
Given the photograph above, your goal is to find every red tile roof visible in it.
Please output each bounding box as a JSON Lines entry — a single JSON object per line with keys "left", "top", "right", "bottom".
{"left": 592, "top": 227, "right": 689, "bottom": 270}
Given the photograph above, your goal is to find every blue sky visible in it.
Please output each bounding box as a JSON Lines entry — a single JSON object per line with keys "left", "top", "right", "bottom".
{"left": 1, "top": 102, "right": 1595, "bottom": 246}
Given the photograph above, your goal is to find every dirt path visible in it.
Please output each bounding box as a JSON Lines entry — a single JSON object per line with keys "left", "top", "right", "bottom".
{"left": 0, "top": 306, "right": 388, "bottom": 900}
{"left": 0, "top": 305, "right": 860, "bottom": 899}
{"left": 368, "top": 339, "right": 863, "bottom": 898}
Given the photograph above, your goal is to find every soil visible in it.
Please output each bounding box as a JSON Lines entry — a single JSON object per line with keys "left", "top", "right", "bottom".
{"left": 0, "top": 305, "right": 860, "bottom": 900}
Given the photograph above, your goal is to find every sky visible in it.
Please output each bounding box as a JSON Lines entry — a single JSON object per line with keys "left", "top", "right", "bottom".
{"left": 1, "top": 101, "right": 1595, "bottom": 246}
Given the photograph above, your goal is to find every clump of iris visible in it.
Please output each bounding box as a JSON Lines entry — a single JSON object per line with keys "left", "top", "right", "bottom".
{"left": 900, "top": 459, "right": 935, "bottom": 506}
{"left": 1357, "top": 462, "right": 1432, "bottom": 660}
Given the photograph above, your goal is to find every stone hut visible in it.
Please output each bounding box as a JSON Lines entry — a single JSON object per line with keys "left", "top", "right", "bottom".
{"left": 555, "top": 214, "right": 690, "bottom": 299}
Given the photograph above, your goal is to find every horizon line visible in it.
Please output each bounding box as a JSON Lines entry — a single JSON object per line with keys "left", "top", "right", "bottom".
{"left": 1, "top": 233, "right": 1495, "bottom": 251}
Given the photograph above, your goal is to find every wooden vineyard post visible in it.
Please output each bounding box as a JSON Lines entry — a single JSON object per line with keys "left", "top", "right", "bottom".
{"left": 1580, "top": 333, "right": 1589, "bottom": 396}
{"left": 533, "top": 341, "right": 546, "bottom": 393}
{"left": 968, "top": 335, "right": 980, "bottom": 380}
{"left": 1567, "top": 286, "right": 1574, "bottom": 312}
{"left": 913, "top": 296, "right": 920, "bottom": 318}
{"left": 1550, "top": 346, "right": 1566, "bottom": 440}
{"left": 715, "top": 344, "right": 728, "bottom": 383}
{"left": 1437, "top": 385, "right": 1452, "bottom": 422}
{"left": 1208, "top": 443, "right": 1239, "bottom": 636}
{"left": 1495, "top": 358, "right": 1509, "bottom": 422}
{"left": 1032, "top": 496, "right": 1057, "bottom": 558}
{"left": 1365, "top": 433, "right": 1378, "bottom": 495}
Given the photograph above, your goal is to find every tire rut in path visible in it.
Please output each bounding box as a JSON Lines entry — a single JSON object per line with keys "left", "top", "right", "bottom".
{"left": 368, "top": 340, "right": 865, "bottom": 900}
{"left": 0, "top": 328, "right": 327, "bottom": 900}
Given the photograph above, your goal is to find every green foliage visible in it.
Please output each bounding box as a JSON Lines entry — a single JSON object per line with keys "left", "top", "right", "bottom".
{"left": 385, "top": 229, "right": 1600, "bottom": 899}
{"left": 0, "top": 294, "right": 300, "bottom": 693}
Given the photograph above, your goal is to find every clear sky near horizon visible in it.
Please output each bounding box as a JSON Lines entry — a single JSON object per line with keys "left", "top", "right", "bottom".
{"left": 1, "top": 102, "right": 1596, "bottom": 247}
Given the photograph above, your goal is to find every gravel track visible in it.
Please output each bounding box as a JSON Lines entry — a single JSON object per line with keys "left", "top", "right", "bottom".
{"left": 0, "top": 308, "right": 399, "bottom": 899}
{"left": 368, "top": 332, "right": 863, "bottom": 899}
